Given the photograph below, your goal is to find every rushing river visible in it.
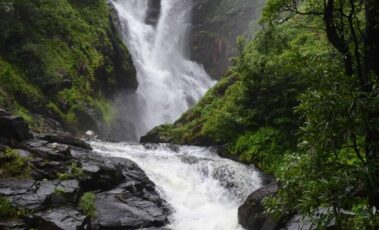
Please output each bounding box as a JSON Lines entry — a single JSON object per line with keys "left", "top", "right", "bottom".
{"left": 91, "top": 141, "right": 262, "bottom": 230}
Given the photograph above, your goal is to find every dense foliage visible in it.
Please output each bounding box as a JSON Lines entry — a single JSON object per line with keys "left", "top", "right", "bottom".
{"left": 146, "top": 0, "right": 379, "bottom": 228}
{"left": 0, "top": 0, "right": 136, "bottom": 133}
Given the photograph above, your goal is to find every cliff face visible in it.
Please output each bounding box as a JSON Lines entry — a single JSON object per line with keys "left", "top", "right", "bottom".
{"left": 191, "top": 0, "right": 265, "bottom": 78}
{"left": 0, "top": 0, "right": 137, "bottom": 135}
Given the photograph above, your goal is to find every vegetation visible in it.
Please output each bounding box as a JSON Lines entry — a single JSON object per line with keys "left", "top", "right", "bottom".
{"left": 57, "top": 161, "right": 83, "bottom": 180}
{"left": 79, "top": 192, "right": 96, "bottom": 218}
{"left": 148, "top": 0, "right": 379, "bottom": 228}
{"left": 0, "top": 148, "right": 30, "bottom": 178}
{"left": 0, "top": 197, "right": 28, "bottom": 219}
{"left": 0, "top": 0, "right": 136, "bottom": 133}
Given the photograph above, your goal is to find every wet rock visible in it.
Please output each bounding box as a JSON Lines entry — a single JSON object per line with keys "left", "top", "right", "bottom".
{"left": 0, "top": 115, "right": 32, "bottom": 142}
{"left": 0, "top": 219, "right": 26, "bottom": 230}
{"left": 26, "top": 207, "right": 87, "bottom": 230}
{"left": 29, "top": 159, "right": 68, "bottom": 180}
{"left": 84, "top": 130, "right": 97, "bottom": 141}
{"left": 80, "top": 161, "right": 125, "bottom": 192}
{"left": 93, "top": 188, "right": 168, "bottom": 229}
{"left": 0, "top": 179, "right": 57, "bottom": 211}
{"left": 238, "top": 183, "right": 279, "bottom": 230}
{"left": 50, "top": 180, "right": 80, "bottom": 207}
{"left": 145, "top": 0, "right": 161, "bottom": 26}
{"left": 22, "top": 140, "right": 72, "bottom": 161}
{"left": 37, "top": 132, "right": 92, "bottom": 150}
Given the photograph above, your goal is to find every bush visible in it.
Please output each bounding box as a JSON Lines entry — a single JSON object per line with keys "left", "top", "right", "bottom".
{"left": 0, "top": 148, "right": 30, "bottom": 178}
{"left": 79, "top": 192, "right": 96, "bottom": 218}
{"left": 0, "top": 197, "right": 28, "bottom": 219}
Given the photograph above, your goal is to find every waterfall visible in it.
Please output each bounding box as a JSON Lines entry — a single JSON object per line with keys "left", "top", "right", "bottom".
{"left": 111, "top": 0, "right": 215, "bottom": 140}
{"left": 91, "top": 141, "right": 262, "bottom": 229}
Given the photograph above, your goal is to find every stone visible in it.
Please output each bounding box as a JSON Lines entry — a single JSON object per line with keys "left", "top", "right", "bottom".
{"left": 26, "top": 207, "right": 88, "bottom": 230}
{"left": 0, "top": 219, "right": 26, "bottom": 230}
{"left": 0, "top": 115, "right": 32, "bottom": 142}
{"left": 0, "top": 179, "right": 58, "bottom": 211}
{"left": 37, "top": 132, "right": 92, "bottom": 150}
{"left": 93, "top": 189, "right": 168, "bottom": 229}
{"left": 238, "top": 183, "right": 279, "bottom": 230}
{"left": 79, "top": 161, "right": 125, "bottom": 191}
{"left": 50, "top": 180, "right": 80, "bottom": 207}
{"left": 22, "top": 140, "right": 72, "bottom": 161}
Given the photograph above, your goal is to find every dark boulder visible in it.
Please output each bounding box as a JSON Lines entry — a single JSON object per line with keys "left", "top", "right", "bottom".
{"left": 37, "top": 133, "right": 92, "bottom": 150}
{"left": 79, "top": 161, "right": 125, "bottom": 192}
{"left": 0, "top": 219, "right": 26, "bottom": 230}
{"left": 145, "top": 0, "right": 161, "bottom": 26}
{"left": 93, "top": 188, "right": 168, "bottom": 229}
{"left": 0, "top": 115, "right": 32, "bottom": 142}
{"left": 0, "top": 179, "right": 57, "bottom": 211}
{"left": 26, "top": 207, "right": 88, "bottom": 230}
{"left": 50, "top": 180, "right": 80, "bottom": 207}
{"left": 238, "top": 183, "right": 280, "bottom": 230}
{"left": 22, "top": 140, "right": 72, "bottom": 161}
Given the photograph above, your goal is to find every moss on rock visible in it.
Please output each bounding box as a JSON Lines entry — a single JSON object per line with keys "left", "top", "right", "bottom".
{"left": 0, "top": 0, "right": 136, "bottom": 134}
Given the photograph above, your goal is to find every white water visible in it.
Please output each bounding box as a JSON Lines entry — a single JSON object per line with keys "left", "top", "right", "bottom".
{"left": 91, "top": 141, "right": 262, "bottom": 230}
{"left": 111, "top": 0, "right": 215, "bottom": 139}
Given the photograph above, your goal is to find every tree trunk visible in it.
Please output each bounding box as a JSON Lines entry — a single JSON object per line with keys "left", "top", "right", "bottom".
{"left": 364, "top": 0, "right": 379, "bottom": 210}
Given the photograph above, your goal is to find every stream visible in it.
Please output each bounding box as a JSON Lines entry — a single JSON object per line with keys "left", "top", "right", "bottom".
{"left": 91, "top": 141, "right": 262, "bottom": 230}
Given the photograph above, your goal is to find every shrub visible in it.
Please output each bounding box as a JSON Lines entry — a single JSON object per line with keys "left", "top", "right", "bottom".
{"left": 79, "top": 192, "right": 96, "bottom": 218}
{"left": 0, "top": 148, "right": 30, "bottom": 178}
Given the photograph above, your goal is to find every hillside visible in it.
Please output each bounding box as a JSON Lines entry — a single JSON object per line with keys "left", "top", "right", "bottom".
{"left": 0, "top": 0, "right": 137, "bottom": 136}
{"left": 142, "top": 0, "right": 379, "bottom": 228}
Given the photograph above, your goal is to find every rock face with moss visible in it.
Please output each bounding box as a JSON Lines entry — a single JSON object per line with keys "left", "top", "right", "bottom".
{"left": 0, "top": 0, "right": 137, "bottom": 135}
{"left": 191, "top": 0, "right": 265, "bottom": 78}
{"left": 0, "top": 109, "right": 169, "bottom": 229}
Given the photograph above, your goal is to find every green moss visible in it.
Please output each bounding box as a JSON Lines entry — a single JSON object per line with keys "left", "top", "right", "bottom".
{"left": 0, "top": 197, "right": 29, "bottom": 219}
{"left": 0, "top": 0, "right": 136, "bottom": 133}
{"left": 0, "top": 148, "right": 31, "bottom": 179}
{"left": 94, "top": 99, "right": 115, "bottom": 125}
{"left": 79, "top": 192, "right": 96, "bottom": 218}
{"left": 57, "top": 161, "right": 83, "bottom": 180}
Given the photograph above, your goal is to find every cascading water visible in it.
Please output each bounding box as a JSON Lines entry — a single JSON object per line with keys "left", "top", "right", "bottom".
{"left": 104, "top": 1, "right": 262, "bottom": 228}
{"left": 91, "top": 141, "right": 262, "bottom": 230}
{"left": 111, "top": 0, "right": 215, "bottom": 139}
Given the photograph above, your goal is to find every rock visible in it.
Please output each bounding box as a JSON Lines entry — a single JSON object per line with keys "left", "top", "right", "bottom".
{"left": 0, "top": 219, "right": 26, "bottom": 230}
{"left": 74, "top": 105, "right": 103, "bottom": 134}
{"left": 93, "top": 188, "right": 168, "bottom": 229}
{"left": 145, "top": 0, "right": 161, "bottom": 26}
{"left": 50, "top": 180, "right": 80, "bottom": 207}
{"left": 238, "top": 183, "right": 280, "bottom": 230}
{"left": 0, "top": 108, "right": 11, "bottom": 116}
{"left": 29, "top": 158, "right": 68, "bottom": 180}
{"left": 37, "top": 132, "right": 92, "bottom": 150}
{"left": 0, "top": 115, "right": 32, "bottom": 142}
{"left": 80, "top": 161, "right": 125, "bottom": 192}
{"left": 0, "top": 179, "right": 57, "bottom": 211}
{"left": 191, "top": 0, "right": 265, "bottom": 78}
{"left": 26, "top": 207, "right": 88, "bottom": 230}
{"left": 22, "top": 140, "right": 72, "bottom": 161}
{"left": 84, "top": 130, "right": 97, "bottom": 141}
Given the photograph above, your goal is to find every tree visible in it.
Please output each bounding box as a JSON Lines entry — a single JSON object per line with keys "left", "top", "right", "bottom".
{"left": 261, "top": 0, "right": 379, "bottom": 226}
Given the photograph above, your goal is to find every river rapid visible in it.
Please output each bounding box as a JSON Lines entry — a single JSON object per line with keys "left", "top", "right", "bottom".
{"left": 91, "top": 141, "right": 262, "bottom": 230}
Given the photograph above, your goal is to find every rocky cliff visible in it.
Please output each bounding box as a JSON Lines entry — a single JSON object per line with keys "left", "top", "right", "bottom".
{"left": 191, "top": 0, "right": 265, "bottom": 78}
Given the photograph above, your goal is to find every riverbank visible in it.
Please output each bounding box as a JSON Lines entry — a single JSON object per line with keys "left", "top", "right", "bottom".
{"left": 0, "top": 108, "right": 169, "bottom": 229}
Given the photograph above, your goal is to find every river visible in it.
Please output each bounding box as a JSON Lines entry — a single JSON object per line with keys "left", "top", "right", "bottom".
{"left": 91, "top": 141, "right": 262, "bottom": 230}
